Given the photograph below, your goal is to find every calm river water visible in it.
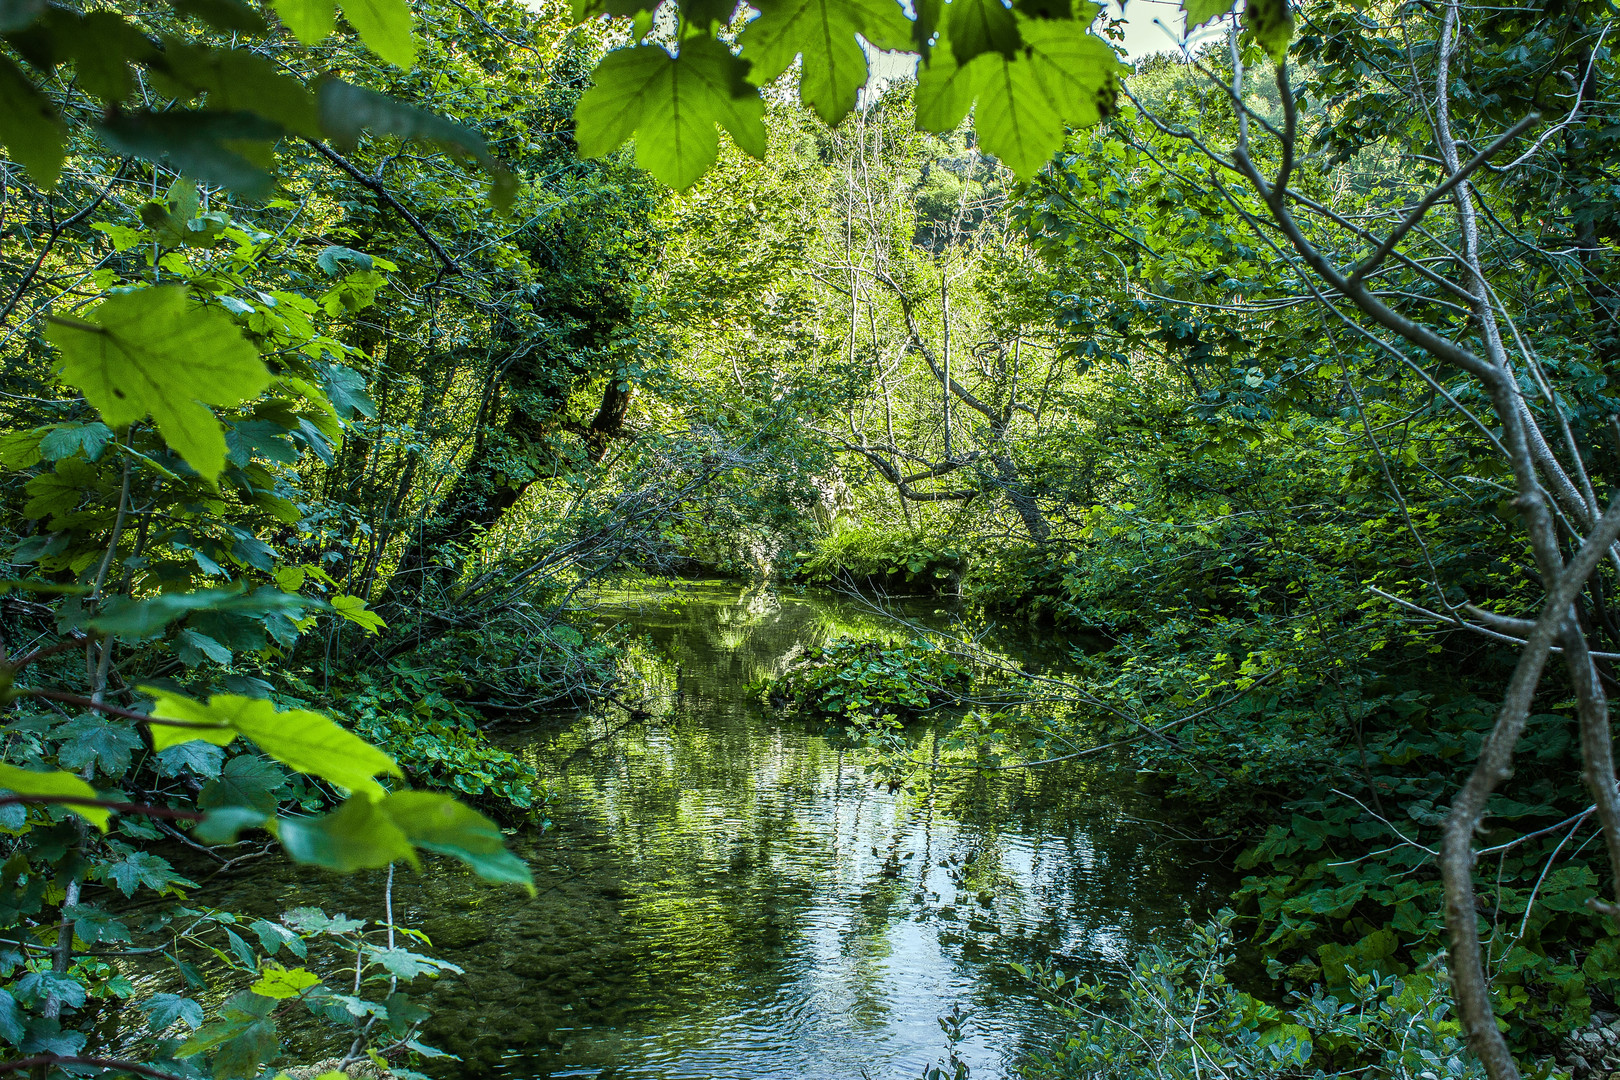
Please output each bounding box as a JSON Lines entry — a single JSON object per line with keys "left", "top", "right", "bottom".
{"left": 202, "top": 582, "right": 1217, "bottom": 1079}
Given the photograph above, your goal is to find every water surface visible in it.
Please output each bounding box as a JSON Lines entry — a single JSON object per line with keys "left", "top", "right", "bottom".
{"left": 207, "top": 582, "right": 1216, "bottom": 1078}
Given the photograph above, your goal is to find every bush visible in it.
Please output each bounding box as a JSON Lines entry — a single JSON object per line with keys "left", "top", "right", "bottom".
{"left": 765, "top": 636, "right": 974, "bottom": 722}
{"left": 1022, "top": 913, "right": 1485, "bottom": 1080}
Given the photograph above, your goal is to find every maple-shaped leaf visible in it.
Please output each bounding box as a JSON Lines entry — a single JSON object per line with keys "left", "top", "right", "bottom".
{"left": 45, "top": 286, "right": 269, "bottom": 482}
{"left": 1181, "top": 0, "right": 1234, "bottom": 31}
{"left": 915, "top": 34, "right": 984, "bottom": 132}
{"left": 1021, "top": 18, "right": 1120, "bottom": 128}
{"left": 738, "top": 0, "right": 911, "bottom": 125}
{"left": 574, "top": 36, "right": 766, "bottom": 191}
{"left": 947, "top": 0, "right": 1020, "bottom": 64}
{"left": 970, "top": 51, "right": 1064, "bottom": 177}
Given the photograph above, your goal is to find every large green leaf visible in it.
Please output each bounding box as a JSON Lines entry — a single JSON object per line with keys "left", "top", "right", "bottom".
{"left": 946, "top": 0, "right": 1020, "bottom": 63}
{"left": 271, "top": 0, "right": 415, "bottom": 65}
{"left": 915, "top": 38, "right": 983, "bottom": 132}
{"left": 89, "top": 586, "right": 316, "bottom": 638}
{"left": 574, "top": 37, "right": 766, "bottom": 191}
{"left": 0, "top": 55, "right": 63, "bottom": 186}
{"left": 152, "top": 44, "right": 320, "bottom": 137}
{"left": 380, "top": 791, "right": 534, "bottom": 892}
{"left": 1021, "top": 19, "right": 1119, "bottom": 128}
{"left": 270, "top": 0, "right": 335, "bottom": 42}
{"left": 1243, "top": 0, "right": 1292, "bottom": 62}
{"left": 275, "top": 794, "right": 414, "bottom": 872}
{"left": 338, "top": 0, "right": 416, "bottom": 69}
{"left": 170, "top": 0, "right": 269, "bottom": 33}
{"left": 1181, "top": 0, "right": 1234, "bottom": 31}
{"left": 0, "top": 764, "right": 108, "bottom": 831}
{"left": 148, "top": 691, "right": 401, "bottom": 797}
{"left": 970, "top": 51, "right": 1064, "bottom": 177}
{"left": 738, "top": 0, "right": 911, "bottom": 125}
{"left": 98, "top": 109, "right": 282, "bottom": 197}
{"left": 45, "top": 286, "right": 270, "bottom": 482}
{"left": 317, "top": 80, "right": 514, "bottom": 211}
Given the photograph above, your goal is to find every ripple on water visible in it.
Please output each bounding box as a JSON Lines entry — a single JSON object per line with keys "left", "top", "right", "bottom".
{"left": 146, "top": 584, "right": 1218, "bottom": 1080}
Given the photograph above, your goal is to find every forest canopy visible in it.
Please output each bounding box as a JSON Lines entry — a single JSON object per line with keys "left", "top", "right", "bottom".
{"left": 0, "top": 0, "right": 1616, "bottom": 1077}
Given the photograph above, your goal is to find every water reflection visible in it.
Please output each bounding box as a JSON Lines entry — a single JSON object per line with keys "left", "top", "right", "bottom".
{"left": 201, "top": 583, "right": 1214, "bottom": 1079}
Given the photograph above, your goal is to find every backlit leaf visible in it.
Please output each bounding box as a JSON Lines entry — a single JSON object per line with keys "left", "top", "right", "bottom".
{"left": 150, "top": 691, "right": 400, "bottom": 796}
{"left": 0, "top": 764, "right": 108, "bottom": 831}
{"left": 1181, "top": 0, "right": 1233, "bottom": 31}
{"left": 338, "top": 0, "right": 416, "bottom": 69}
{"left": 947, "top": 0, "right": 1020, "bottom": 63}
{"left": 271, "top": 0, "right": 336, "bottom": 42}
{"left": 738, "top": 0, "right": 911, "bottom": 125}
{"left": 98, "top": 110, "right": 283, "bottom": 198}
{"left": 575, "top": 37, "right": 765, "bottom": 191}
{"left": 1243, "top": 0, "right": 1291, "bottom": 62}
{"left": 969, "top": 51, "right": 1064, "bottom": 178}
{"left": 250, "top": 964, "right": 321, "bottom": 1000}
{"left": 915, "top": 38, "right": 982, "bottom": 131}
{"left": 380, "top": 791, "right": 534, "bottom": 892}
{"left": 45, "top": 286, "right": 270, "bottom": 482}
{"left": 275, "top": 794, "right": 414, "bottom": 872}
{"left": 331, "top": 594, "right": 386, "bottom": 634}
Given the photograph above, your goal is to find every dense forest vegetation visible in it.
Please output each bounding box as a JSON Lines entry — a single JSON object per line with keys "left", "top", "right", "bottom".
{"left": 0, "top": 0, "right": 1615, "bottom": 1076}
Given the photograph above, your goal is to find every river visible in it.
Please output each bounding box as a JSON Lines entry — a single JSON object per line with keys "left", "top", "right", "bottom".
{"left": 199, "top": 582, "right": 1217, "bottom": 1079}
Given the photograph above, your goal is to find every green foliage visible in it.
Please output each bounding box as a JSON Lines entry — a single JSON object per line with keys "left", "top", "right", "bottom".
{"left": 574, "top": 36, "right": 767, "bottom": 190}
{"left": 766, "top": 636, "right": 973, "bottom": 722}
{"left": 793, "top": 526, "right": 968, "bottom": 593}
{"left": 1023, "top": 913, "right": 1484, "bottom": 1080}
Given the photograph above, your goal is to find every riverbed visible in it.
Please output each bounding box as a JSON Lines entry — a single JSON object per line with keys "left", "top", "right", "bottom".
{"left": 202, "top": 582, "right": 1217, "bottom": 1078}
